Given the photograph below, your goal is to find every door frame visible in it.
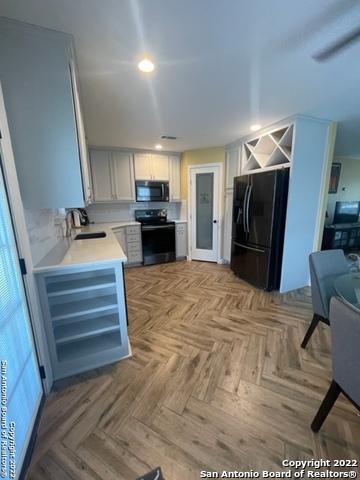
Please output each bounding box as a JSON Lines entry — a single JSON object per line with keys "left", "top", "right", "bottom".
{"left": 187, "top": 162, "right": 224, "bottom": 263}
{"left": 0, "top": 83, "right": 53, "bottom": 393}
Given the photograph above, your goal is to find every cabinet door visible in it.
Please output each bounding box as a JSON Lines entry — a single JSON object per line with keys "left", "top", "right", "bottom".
{"left": 112, "top": 151, "right": 135, "bottom": 201}
{"left": 114, "top": 228, "right": 127, "bottom": 255}
{"left": 134, "top": 153, "right": 152, "bottom": 180}
{"left": 225, "top": 147, "right": 240, "bottom": 189}
{"left": 176, "top": 224, "right": 188, "bottom": 258}
{"left": 0, "top": 19, "right": 85, "bottom": 208}
{"left": 90, "top": 150, "right": 114, "bottom": 202}
{"left": 151, "top": 154, "right": 169, "bottom": 180}
{"left": 69, "top": 57, "right": 91, "bottom": 204}
{"left": 169, "top": 155, "right": 181, "bottom": 201}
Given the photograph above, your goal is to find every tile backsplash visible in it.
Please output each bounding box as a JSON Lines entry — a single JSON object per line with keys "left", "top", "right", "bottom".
{"left": 86, "top": 202, "right": 183, "bottom": 223}
{"left": 24, "top": 208, "right": 65, "bottom": 265}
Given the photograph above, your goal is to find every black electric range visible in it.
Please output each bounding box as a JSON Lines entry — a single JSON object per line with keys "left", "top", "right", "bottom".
{"left": 135, "top": 209, "right": 175, "bottom": 265}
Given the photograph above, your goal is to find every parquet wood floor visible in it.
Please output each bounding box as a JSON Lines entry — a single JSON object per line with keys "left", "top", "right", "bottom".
{"left": 28, "top": 261, "right": 360, "bottom": 479}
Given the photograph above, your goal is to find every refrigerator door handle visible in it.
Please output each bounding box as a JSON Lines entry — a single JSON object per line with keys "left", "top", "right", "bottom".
{"left": 246, "top": 184, "right": 252, "bottom": 233}
{"left": 236, "top": 208, "right": 241, "bottom": 223}
{"left": 243, "top": 185, "right": 249, "bottom": 231}
{"left": 233, "top": 241, "right": 265, "bottom": 253}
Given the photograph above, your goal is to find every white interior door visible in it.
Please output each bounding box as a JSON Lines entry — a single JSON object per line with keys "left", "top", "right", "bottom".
{"left": 190, "top": 165, "right": 220, "bottom": 262}
{"left": 0, "top": 151, "right": 43, "bottom": 477}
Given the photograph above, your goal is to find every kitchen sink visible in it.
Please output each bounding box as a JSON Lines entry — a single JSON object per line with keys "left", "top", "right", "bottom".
{"left": 74, "top": 232, "right": 106, "bottom": 240}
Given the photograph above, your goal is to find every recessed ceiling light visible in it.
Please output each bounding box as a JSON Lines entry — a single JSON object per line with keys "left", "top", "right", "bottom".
{"left": 250, "top": 124, "right": 262, "bottom": 132}
{"left": 138, "top": 58, "right": 155, "bottom": 73}
{"left": 155, "top": 144, "right": 162, "bottom": 150}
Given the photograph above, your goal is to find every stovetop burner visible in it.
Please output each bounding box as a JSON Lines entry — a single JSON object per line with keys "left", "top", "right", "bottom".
{"left": 135, "top": 209, "right": 173, "bottom": 225}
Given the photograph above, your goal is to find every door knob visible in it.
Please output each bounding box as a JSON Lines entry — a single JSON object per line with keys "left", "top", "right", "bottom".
{"left": 213, "top": 220, "right": 217, "bottom": 224}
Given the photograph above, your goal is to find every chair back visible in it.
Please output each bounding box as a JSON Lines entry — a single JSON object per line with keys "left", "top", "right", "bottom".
{"left": 309, "top": 250, "right": 348, "bottom": 319}
{"left": 330, "top": 297, "right": 360, "bottom": 405}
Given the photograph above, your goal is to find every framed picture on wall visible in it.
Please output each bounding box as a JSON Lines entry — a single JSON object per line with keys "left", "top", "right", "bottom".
{"left": 329, "top": 163, "right": 341, "bottom": 194}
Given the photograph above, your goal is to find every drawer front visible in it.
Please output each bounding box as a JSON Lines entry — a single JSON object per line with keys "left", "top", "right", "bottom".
{"left": 127, "top": 252, "right": 142, "bottom": 263}
{"left": 127, "top": 233, "right": 141, "bottom": 243}
{"left": 127, "top": 242, "right": 141, "bottom": 253}
{"left": 126, "top": 226, "right": 141, "bottom": 235}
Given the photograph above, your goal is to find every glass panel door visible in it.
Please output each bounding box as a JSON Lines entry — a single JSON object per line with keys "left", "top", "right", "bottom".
{"left": 196, "top": 173, "right": 214, "bottom": 250}
{"left": 190, "top": 166, "right": 220, "bottom": 262}
{"left": 0, "top": 155, "right": 42, "bottom": 478}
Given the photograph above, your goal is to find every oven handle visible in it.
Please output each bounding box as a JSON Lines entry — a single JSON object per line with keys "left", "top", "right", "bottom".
{"left": 142, "top": 225, "right": 175, "bottom": 231}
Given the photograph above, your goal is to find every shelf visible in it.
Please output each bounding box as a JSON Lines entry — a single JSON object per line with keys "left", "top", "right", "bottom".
{"left": 251, "top": 135, "right": 276, "bottom": 167}
{"left": 253, "top": 152, "right": 271, "bottom": 168}
{"left": 271, "top": 127, "right": 288, "bottom": 143}
{"left": 47, "top": 274, "right": 116, "bottom": 297}
{"left": 247, "top": 138, "right": 259, "bottom": 148}
{"left": 243, "top": 123, "right": 293, "bottom": 173}
{"left": 243, "top": 144, "right": 252, "bottom": 163}
{"left": 54, "top": 313, "right": 120, "bottom": 345}
{"left": 266, "top": 148, "right": 290, "bottom": 167}
{"left": 280, "top": 125, "right": 294, "bottom": 151}
{"left": 56, "top": 331, "right": 121, "bottom": 363}
{"left": 50, "top": 294, "right": 118, "bottom": 322}
{"left": 246, "top": 155, "right": 261, "bottom": 171}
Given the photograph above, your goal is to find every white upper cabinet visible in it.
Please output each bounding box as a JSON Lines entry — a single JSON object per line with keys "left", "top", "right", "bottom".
{"left": 134, "top": 153, "right": 169, "bottom": 181}
{"left": 90, "top": 149, "right": 135, "bottom": 202}
{"left": 69, "top": 56, "right": 91, "bottom": 204}
{"left": 169, "top": 155, "right": 181, "bottom": 201}
{"left": 112, "top": 151, "right": 135, "bottom": 201}
{"left": 151, "top": 154, "right": 169, "bottom": 180}
{"left": 90, "top": 150, "right": 113, "bottom": 202}
{"left": 134, "top": 153, "right": 152, "bottom": 180}
{"left": 0, "top": 18, "right": 89, "bottom": 209}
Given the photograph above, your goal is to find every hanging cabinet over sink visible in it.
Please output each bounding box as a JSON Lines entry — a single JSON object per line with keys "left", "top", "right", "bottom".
{"left": 0, "top": 18, "right": 91, "bottom": 208}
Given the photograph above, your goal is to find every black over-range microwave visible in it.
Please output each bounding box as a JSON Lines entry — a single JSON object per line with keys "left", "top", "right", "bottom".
{"left": 135, "top": 180, "right": 169, "bottom": 202}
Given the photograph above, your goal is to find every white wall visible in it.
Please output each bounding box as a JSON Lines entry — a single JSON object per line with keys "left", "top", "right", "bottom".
{"left": 325, "top": 157, "right": 360, "bottom": 225}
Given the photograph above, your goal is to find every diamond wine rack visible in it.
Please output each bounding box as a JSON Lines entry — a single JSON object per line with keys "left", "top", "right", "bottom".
{"left": 242, "top": 124, "right": 294, "bottom": 172}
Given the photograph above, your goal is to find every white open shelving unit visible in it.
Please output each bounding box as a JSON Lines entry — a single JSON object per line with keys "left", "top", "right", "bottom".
{"left": 36, "top": 263, "right": 130, "bottom": 379}
{"left": 242, "top": 124, "right": 293, "bottom": 173}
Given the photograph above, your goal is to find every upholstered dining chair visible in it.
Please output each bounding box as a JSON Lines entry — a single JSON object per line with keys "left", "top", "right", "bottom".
{"left": 311, "top": 296, "right": 360, "bottom": 431}
{"left": 301, "top": 249, "right": 349, "bottom": 349}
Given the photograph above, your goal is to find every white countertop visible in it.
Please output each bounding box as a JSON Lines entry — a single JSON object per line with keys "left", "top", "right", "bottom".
{"left": 33, "top": 222, "right": 136, "bottom": 273}
{"left": 33, "top": 219, "right": 186, "bottom": 273}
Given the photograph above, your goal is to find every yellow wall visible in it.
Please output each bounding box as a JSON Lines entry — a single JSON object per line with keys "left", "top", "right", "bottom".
{"left": 181, "top": 146, "right": 225, "bottom": 199}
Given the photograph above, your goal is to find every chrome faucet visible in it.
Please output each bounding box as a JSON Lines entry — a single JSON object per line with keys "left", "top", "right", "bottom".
{"left": 65, "top": 208, "right": 82, "bottom": 237}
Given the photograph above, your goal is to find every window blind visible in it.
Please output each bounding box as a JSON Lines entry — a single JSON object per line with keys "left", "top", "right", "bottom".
{"left": 0, "top": 159, "right": 42, "bottom": 479}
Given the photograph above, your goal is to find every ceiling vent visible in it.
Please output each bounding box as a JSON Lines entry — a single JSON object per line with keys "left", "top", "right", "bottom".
{"left": 161, "top": 135, "right": 178, "bottom": 140}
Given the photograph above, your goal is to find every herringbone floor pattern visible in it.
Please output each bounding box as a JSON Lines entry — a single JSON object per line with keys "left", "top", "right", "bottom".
{"left": 29, "top": 262, "right": 360, "bottom": 479}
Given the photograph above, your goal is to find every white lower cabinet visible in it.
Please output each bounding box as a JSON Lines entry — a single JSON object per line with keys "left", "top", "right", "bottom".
{"left": 35, "top": 263, "right": 130, "bottom": 380}
{"left": 176, "top": 222, "right": 188, "bottom": 259}
{"left": 113, "top": 225, "right": 143, "bottom": 266}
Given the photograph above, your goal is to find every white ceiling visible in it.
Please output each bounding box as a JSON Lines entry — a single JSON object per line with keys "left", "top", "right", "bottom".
{"left": 1, "top": 0, "right": 360, "bottom": 154}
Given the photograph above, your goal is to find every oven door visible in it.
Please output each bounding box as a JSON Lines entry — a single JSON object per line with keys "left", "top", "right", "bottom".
{"left": 136, "top": 181, "right": 169, "bottom": 202}
{"left": 141, "top": 224, "right": 175, "bottom": 265}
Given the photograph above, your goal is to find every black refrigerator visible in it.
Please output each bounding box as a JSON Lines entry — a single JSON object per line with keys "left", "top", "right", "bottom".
{"left": 230, "top": 169, "right": 289, "bottom": 291}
